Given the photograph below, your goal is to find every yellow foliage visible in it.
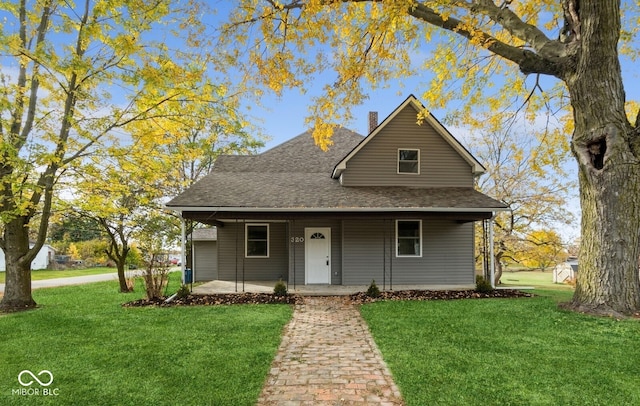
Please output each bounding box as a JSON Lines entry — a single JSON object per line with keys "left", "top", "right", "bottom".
{"left": 218, "top": 0, "right": 640, "bottom": 154}
{"left": 68, "top": 243, "right": 80, "bottom": 260}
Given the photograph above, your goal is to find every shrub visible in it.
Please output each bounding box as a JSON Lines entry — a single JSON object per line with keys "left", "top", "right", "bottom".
{"left": 274, "top": 280, "right": 288, "bottom": 296}
{"left": 475, "top": 275, "right": 494, "bottom": 293}
{"left": 366, "top": 279, "right": 381, "bottom": 298}
{"left": 125, "top": 276, "right": 135, "bottom": 292}
{"left": 176, "top": 284, "right": 191, "bottom": 299}
{"left": 142, "top": 253, "right": 170, "bottom": 299}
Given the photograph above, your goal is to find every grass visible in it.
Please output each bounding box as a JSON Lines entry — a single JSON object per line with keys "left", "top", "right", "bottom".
{"left": 0, "top": 273, "right": 292, "bottom": 405}
{"left": 0, "top": 267, "right": 118, "bottom": 283}
{"left": 499, "top": 269, "right": 571, "bottom": 290}
{"left": 360, "top": 291, "right": 640, "bottom": 405}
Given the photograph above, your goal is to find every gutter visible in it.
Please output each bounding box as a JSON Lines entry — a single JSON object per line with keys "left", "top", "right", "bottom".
{"left": 165, "top": 205, "right": 510, "bottom": 213}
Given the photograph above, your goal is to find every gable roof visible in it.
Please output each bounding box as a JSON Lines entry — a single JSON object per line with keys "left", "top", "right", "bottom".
{"left": 166, "top": 97, "right": 507, "bottom": 214}
{"left": 332, "top": 94, "right": 485, "bottom": 179}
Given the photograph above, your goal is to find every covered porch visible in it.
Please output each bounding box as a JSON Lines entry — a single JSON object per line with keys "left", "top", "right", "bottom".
{"left": 191, "top": 279, "right": 476, "bottom": 296}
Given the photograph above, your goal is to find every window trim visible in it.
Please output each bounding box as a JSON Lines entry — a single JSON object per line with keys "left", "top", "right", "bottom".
{"left": 396, "top": 220, "right": 422, "bottom": 257}
{"left": 397, "top": 148, "right": 420, "bottom": 175}
{"left": 245, "top": 223, "right": 269, "bottom": 258}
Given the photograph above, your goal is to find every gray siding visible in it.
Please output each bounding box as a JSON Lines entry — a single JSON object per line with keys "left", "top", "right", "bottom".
{"left": 217, "top": 222, "right": 288, "bottom": 281}
{"left": 341, "top": 105, "right": 473, "bottom": 187}
{"left": 342, "top": 220, "right": 389, "bottom": 285}
{"left": 193, "top": 241, "right": 217, "bottom": 281}
{"left": 288, "top": 220, "right": 342, "bottom": 285}
{"left": 342, "top": 217, "right": 475, "bottom": 286}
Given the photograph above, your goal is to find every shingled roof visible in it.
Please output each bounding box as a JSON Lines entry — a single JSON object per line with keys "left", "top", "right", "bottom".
{"left": 166, "top": 127, "right": 506, "bottom": 213}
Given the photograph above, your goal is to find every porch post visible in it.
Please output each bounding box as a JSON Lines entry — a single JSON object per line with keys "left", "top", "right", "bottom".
{"left": 382, "top": 219, "right": 386, "bottom": 292}
{"left": 235, "top": 219, "right": 238, "bottom": 293}
{"left": 292, "top": 219, "right": 296, "bottom": 290}
{"left": 489, "top": 214, "right": 496, "bottom": 289}
{"left": 242, "top": 219, "right": 245, "bottom": 292}
{"left": 181, "top": 217, "right": 187, "bottom": 284}
{"left": 390, "top": 219, "right": 393, "bottom": 291}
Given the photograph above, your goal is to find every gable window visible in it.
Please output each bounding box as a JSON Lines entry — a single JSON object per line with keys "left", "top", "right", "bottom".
{"left": 398, "top": 149, "right": 420, "bottom": 174}
{"left": 396, "top": 220, "right": 421, "bottom": 257}
{"left": 246, "top": 224, "right": 269, "bottom": 257}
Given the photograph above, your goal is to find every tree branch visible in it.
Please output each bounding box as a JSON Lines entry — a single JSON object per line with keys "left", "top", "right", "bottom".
{"left": 408, "top": 2, "right": 566, "bottom": 76}
{"left": 465, "top": 0, "right": 574, "bottom": 59}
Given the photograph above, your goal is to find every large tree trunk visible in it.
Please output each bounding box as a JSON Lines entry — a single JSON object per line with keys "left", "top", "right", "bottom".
{"left": 571, "top": 150, "right": 640, "bottom": 316}
{"left": 562, "top": 0, "right": 640, "bottom": 316}
{"left": 1, "top": 217, "right": 37, "bottom": 310}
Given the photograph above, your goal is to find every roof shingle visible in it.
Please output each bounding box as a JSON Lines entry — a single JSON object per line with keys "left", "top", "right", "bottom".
{"left": 167, "top": 128, "right": 506, "bottom": 212}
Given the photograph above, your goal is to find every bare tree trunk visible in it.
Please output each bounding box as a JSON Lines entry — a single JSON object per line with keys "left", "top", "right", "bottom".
{"left": 105, "top": 250, "right": 131, "bottom": 293}
{"left": 494, "top": 254, "right": 503, "bottom": 286}
{"left": 1, "top": 217, "right": 36, "bottom": 310}
{"left": 116, "top": 260, "right": 130, "bottom": 293}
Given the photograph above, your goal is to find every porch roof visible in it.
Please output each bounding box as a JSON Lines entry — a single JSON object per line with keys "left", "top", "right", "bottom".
{"left": 167, "top": 169, "right": 507, "bottom": 222}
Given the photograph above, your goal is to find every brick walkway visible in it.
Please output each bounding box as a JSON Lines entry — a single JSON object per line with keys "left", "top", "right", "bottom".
{"left": 257, "top": 296, "right": 404, "bottom": 406}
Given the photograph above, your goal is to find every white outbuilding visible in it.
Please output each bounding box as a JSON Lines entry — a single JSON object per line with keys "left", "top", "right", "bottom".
{"left": 553, "top": 257, "right": 578, "bottom": 284}
{"left": 0, "top": 243, "right": 56, "bottom": 271}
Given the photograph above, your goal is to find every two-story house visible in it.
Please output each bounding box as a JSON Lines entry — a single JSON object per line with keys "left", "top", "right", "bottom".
{"left": 166, "top": 95, "right": 507, "bottom": 289}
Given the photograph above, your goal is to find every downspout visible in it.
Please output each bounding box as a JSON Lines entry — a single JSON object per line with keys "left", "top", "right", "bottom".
{"left": 490, "top": 214, "right": 496, "bottom": 289}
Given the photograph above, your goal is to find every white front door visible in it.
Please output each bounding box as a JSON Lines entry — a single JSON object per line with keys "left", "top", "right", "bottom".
{"left": 305, "top": 227, "right": 331, "bottom": 284}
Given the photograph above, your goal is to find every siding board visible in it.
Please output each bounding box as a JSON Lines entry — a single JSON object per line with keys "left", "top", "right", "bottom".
{"left": 193, "top": 241, "right": 217, "bottom": 281}
{"left": 217, "top": 222, "right": 288, "bottom": 281}
{"left": 342, "top": 106, "right": 473, "bottom": 187}
{"left": 342, "top": 217, "right": 474, "bottom": 286}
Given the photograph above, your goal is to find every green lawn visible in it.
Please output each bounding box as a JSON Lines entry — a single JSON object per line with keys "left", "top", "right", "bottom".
{"left": 499, "top": 269, "right": 575, "bottom": 291}
{"left": 0, "top": 273, "right": 292, "bottom": 406}
{"left": 0, "top": 267, "right": 118, "bottom": 283}
{"left": 360, "top": 291, "right": 640, "bottom": 405}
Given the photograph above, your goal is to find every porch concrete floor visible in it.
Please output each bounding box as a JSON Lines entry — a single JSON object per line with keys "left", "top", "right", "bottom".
{"left": 191, "top": 280, "right": 475, "bottom": 296}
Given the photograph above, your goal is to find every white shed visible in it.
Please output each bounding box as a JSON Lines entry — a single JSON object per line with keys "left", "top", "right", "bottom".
{"left": 0, "top": 243, "right": 56, "bottom": 271}
{"left": 553, "top": 258, "right": 578, "bottom": 284}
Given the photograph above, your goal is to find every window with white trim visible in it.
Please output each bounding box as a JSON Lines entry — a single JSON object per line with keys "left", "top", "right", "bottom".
{"left": 396, "top": 220, "right": 422, "bottom": 257}
{"left": 246, "top": 224, "right": 269, "bottom": 257}
{"left": 398, "top": 149, "right": 420, "bottom": 174}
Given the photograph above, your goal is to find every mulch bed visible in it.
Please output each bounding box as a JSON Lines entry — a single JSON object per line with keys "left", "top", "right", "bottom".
{"left": 349, "top": 289, "right": 533, "bottom": 303}
{"left": 122, "top": 289, "right": 532, "bottom": 307}
{"left": 123, "top": 293, "right": 298, "bottom": 307}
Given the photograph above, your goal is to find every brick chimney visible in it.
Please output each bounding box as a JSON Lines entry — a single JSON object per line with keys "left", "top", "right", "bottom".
{"left": 368, "top": 111, "right": 378, "bottom": 134}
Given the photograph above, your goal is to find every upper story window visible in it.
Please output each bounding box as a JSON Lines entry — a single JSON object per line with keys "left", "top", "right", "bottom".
{"left": 396, "top": 220, "right": 422, "bottom": 257}
{"left": 246, "top": 224, "right": 269, "bottom": 257}
{"left": 398, "top": 149, "right": 420, "bottom": 174}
